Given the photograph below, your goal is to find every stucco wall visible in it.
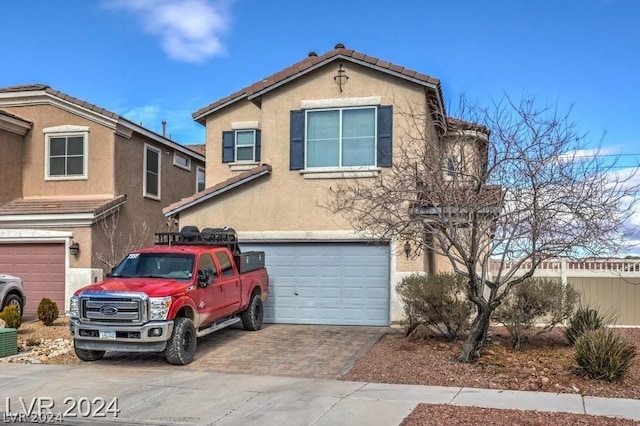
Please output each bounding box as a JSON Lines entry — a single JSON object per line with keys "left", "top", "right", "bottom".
{"left": 0, "top": 129, "right": 24, "bottom": 204}
{"left": 194, "top": 63, "right": 430, "bottom": 233}
{"left": 1, "top": 104, "right": 116, "bottom": 198}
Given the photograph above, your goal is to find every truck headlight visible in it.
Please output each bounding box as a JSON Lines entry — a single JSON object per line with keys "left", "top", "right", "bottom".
{"left": 149, "top": 296, "right": 172, "bottom": 321}
{"left": 69, "top": 296, "right": 79, "bottom": 318}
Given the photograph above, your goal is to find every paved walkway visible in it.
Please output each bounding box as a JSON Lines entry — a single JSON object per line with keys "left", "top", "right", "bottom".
{"left": 1, "top": 364, "right": 638, "bottom": 425}
{"left": 99, "top": 324, "right": 386, "bottom": 378}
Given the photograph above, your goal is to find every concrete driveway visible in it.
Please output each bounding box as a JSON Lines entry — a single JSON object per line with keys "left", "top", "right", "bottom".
{"left": 100, "top": 324, "right": 387, "bottom": 378}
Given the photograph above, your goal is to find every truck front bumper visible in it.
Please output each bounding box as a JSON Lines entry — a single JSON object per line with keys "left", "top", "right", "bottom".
{"left": 70, "top": 319, "right": 174, "bottom": 353}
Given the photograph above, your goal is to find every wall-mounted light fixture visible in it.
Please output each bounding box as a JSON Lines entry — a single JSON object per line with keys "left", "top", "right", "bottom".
{"left": 404, "top": 241, "right": 411, "bottom": 259}
{"left": 69, "top": 242, "right": 80, "bottom": 256}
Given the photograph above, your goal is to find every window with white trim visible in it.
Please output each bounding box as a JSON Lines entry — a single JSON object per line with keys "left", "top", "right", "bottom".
{"left": 196, "top": 166, "right": 205, "bottom": 192}
{"left": 173, "top": 153, "right": 191, "bottom": 170}
{"left": 44, "top": 125, "right": 89, "bottom": 180}
{"left": 306, "top": 107, "right": 376, "bottom": 168}
{"left": 290, "top": 105, "right": 392, "bottom": 172}
{"left": 222, "top": 129, "right": 261, "bottom": 163}
{"left": 144, "top": 144, "right": 161, "bottom": 199}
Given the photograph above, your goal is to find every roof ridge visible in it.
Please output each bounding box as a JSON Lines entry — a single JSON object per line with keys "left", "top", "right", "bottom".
{"left": 192, "top": 44, "right": 442, "bottom": 122}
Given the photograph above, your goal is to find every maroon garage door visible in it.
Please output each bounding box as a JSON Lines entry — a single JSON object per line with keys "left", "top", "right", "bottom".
{"left": 0, "top": 243, "right": 65, "bottom": 315}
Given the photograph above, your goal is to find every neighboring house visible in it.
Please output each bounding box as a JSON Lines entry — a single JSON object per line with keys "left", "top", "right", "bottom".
{"left": 0, "top": 85, "right": 205, "bottom": 315}
{"left": 163, "top": 44, "right": 487, "bottom": 326}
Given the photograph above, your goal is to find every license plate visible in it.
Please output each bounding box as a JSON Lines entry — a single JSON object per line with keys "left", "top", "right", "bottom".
{"left": 99, "top": 330, "right": 116, "bottom": 340}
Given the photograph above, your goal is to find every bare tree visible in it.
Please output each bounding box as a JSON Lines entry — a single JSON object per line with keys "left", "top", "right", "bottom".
{"left": 328, "top": 95, "right": 639, "bottom": 363}
{"left": 94, "top": 209, "right": 151, "bottom": 274}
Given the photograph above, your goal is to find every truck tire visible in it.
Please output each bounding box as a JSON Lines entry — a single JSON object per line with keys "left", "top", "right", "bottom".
{"left": 241, "top": 294, "right": 263, "bottom": 331}
{"left": 3, "top": 294, "right": 23, "bottom": 317}
{"left": 165, "top": 317, "right": 197, "bottom": 365}
{"left": 74, "top": 344, "right": 105, "bottom": 362}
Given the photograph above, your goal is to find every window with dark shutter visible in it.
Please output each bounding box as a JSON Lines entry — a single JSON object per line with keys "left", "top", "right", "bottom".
{"left": 377, "top": 105, "right": 393, "bottom": 167}
{"left": 290, "top": 110, "right": 305, "bottom": 170}
{"left": 222, "top": 131, "right": 235, "bottom": 163}
{"left": 290, "top": 105, "right": 393, "bottom": 170}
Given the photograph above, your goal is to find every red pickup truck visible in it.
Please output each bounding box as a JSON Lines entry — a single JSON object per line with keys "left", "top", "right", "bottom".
{"left": 69, "top": 227, "right": 268, "bottom": 365}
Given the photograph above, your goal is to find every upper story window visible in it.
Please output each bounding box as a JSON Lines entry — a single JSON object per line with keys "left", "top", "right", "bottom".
{"left": 306, "top": 107, "right": 376, "bottom": 168}
{"left": 43, "top": 125, "right": 89, "bottom": 180}
{"left": 222, "top": 129, "right": 261, "bottom": 164}
{"left": 446, "top": 155, "right": 462, "bottom": 178}
{"left": 290, "top": 105, "right": 392, "bottom": 173}
{"left": 196, "top": 166, "right": 206, "bottom": 192}
{"left": 144, "top": 144, "right": 161, "bottom": 199}
{"left": 173, "top": 153, "right": 191, "bottom": 170}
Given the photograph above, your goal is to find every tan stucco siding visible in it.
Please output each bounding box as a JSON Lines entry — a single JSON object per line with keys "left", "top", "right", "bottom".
{"left": 2, "top": 105, "right": 116, "bottom": 198}
{"left": 196, "top": 63, "right": 429, "bottom": 233}
{"left": 0, "top": 129, "right": 24, "bottom": 204}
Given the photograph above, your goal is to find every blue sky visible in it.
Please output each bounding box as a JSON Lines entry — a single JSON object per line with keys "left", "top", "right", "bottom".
{"left": 2, "top": 0, "right": 640, "bottom": 252}
{"left": 1, "top": 0, "right": 638, "bottom": 159}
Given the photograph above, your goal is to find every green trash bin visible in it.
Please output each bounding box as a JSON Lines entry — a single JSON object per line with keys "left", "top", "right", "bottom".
{"left": 0, "top": 328, "right": 18, "bottom": 357}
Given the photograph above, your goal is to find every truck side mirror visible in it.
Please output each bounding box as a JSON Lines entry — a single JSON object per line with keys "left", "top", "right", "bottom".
{"left": 197, "top": 269, "right": 209, "bottom": 287}
{"left": 197, "top": 268, "right": 216, "bottom": 287}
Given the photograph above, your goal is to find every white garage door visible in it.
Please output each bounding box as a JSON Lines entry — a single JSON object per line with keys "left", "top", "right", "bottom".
{"left": 241, "top": 242, "right": 390, "bottom": 326}
{"left": 0, "top": 243, "right": 65, "bottom": 315}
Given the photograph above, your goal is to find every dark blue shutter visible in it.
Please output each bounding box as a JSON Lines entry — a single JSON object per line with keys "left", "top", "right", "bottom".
{"left": 255, "top": 130, "right": 261, "bottom": 162}
{"left": 290, "top": 110, "right": 305, "bottom": 170}
{"left": 222, "top": 131, "right": 234, "bottom": 163}
{"left": 377, "top": 105, "right": 393, "bottom": 167}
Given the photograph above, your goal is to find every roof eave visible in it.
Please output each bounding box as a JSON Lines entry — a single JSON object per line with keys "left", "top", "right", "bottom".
{"left": 192, "top": 93, "right": 248, "bottom": 124}
{"left": 164, "top": 168, "right": 271, "bottom": 217}
{"left": 247, "top": 54, "right": 442, "bottom": 102}
{"left": 117, "top": 117, "right": 205, "bottom": 162}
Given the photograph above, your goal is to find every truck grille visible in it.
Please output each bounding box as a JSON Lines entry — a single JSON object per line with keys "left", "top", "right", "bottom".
{"left": 79, "top": 293, "right": 147, "bottom": 325}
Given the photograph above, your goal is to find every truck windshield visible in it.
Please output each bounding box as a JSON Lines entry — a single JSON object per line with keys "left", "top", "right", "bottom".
{"left": 110, "top": 253, "right": 195, "bottom": 280}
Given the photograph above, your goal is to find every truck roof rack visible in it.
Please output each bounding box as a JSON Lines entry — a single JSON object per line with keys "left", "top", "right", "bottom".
{"left": 155, "top": 226, "right": 240, "bottom": 254}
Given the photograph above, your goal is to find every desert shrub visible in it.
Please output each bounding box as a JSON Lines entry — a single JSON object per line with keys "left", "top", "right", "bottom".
{"left": 37, "top": 298, "right": 59, "bottom": 326}
{"left": 574, "top": 329, "right": 637, "bottom": 381}
{"left": 564, "top": 304, "right": 613, "bottom": 346}
{"left": 397, "top": 273, "right": 474, "bottom": 340}
{"left": 0, "top": 305, "right": 22, "bottom": 329}
{"left": 493, "top": 278, "right": 579, "bottom": 351}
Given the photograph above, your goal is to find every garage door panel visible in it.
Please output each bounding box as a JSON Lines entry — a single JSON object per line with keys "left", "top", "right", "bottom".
{"left": 242, "top": 242, "right": 389, "bottom": 326}
{"left": 0, "top": 243, "right": 65, "bottom": 315}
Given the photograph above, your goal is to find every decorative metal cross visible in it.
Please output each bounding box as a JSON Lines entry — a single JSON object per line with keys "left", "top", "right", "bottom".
{"left": 333, "top": 63, "right": 349, "bottom": 92}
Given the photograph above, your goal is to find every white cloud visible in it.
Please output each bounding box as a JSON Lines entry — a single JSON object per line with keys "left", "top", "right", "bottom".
{"left": 104, "top": 0, "right": 230, "bottom": 63}
{"left": 122, "top": 105, "right": 161, "bottom": 128}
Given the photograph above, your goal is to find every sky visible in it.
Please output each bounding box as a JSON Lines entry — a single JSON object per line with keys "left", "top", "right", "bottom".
{"left": 2, "top": 0, "right": 640, "bottom": 249}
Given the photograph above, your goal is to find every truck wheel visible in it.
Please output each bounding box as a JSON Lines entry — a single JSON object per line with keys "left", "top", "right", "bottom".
{"left": 74, "top": 344, "right": 105, "bottom": 362}
{"left": 3, "top": 294, "right": 23, "bottom": 317}
{"left": 241, "top": 294, "right": 263, "bottom": 331}
{"left": 165, "top": 317, "right": 197, "bottom": 365}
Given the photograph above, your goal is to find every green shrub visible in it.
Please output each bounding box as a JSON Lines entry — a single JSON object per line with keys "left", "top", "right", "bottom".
{"left": 574, "top": 329, "right": 636, "bottom": 381}
{"left": 0, "top": 305, "right": 22, "bottom": 329}
{"left": 493, "top": 278, "right": 579, "bottom": 351}
{"left": 564, "top": 305, "right": 612, "bottom": 346}
{"left": 37, "top": 298, "right": 59, "bottom": 326}
{"left": 397, "top": 273, "right": 474, "bottom": 340}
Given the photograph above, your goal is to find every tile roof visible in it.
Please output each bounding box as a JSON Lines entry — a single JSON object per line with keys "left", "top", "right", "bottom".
{"left": 0, "top": 84, "right": 119, "bottom": 120}
{"left": 163, "top": 164, "right": 272, "bottom": 217}
{"left": 192, "top": 44, "right": 444, "bottom": 122}
{"left": 0, "top": 195, "right": 127, "bottom": 216}
{"left": 447, "top": 117, "right": 491, "bottom": 135}
{"left": 0, "top": 84, "right": 205, "bottom": 160}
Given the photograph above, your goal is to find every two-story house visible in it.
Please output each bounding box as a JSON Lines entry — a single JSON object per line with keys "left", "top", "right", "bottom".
{"left": 0, "top": 85, "right": 205, "bottom": 315}
{"left": 163, "top": 44, "right": 488, "bottom": 326}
